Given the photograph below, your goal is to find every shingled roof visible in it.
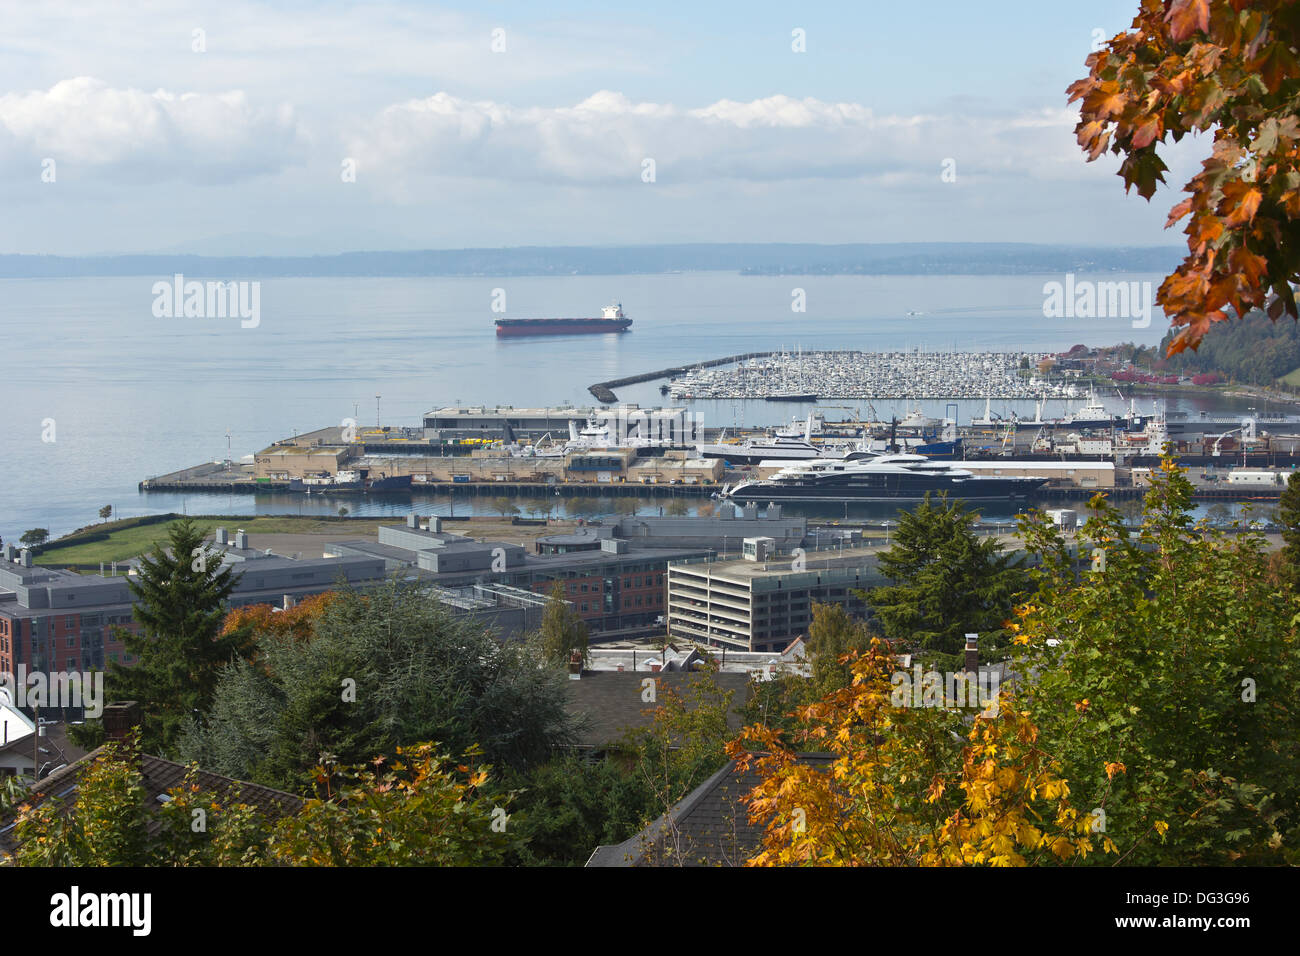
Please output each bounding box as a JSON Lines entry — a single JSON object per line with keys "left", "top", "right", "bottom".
{"left": 586, "top": 753, "right": 833, "bottom": 867}
{"left": 563, "top": 669, "right": 754, "bottom": 750}
{"left": 0, "top": 747, "right": 303, "bottom": 856}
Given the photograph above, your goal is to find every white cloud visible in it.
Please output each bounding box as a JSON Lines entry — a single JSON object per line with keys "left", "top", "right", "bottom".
{"left": 0, "top": 77, "right": 306, "bottom": 183}
{"left": 348, "top": 90, "right": 1113, "bottom": 188}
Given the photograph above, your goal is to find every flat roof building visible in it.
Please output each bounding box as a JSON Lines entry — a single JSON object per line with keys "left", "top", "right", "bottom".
{"left": 667, "top": 546, "right": 887, "bottom": 653}
{"left": 956, "top": 460, "right": 1115, "bottom": 488}
{"left": 0, "top": 544, "right": 385, "bottom": 699}
{"left": 422, "top": 404, "right": 694, "bottom": 443}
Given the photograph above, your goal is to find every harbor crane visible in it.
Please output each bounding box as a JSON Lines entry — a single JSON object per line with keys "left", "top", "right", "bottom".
{"left": 1210, "top": 418, "right": 1257, "bottom": 458}
{"left": 999, "top": 421, "right": 1017, "bottom": 455}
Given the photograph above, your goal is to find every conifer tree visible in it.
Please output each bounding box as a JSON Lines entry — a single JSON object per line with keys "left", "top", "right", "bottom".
{"left": 868, "top": 493, "right": 1028, "bottom": 664}
{"left": 107, "top": 517, "right": 249, "bottom": 754}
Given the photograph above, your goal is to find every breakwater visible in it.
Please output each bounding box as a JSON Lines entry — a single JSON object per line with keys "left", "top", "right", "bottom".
{"left": 589, "top": 351, "right": 776, "bottom": 403}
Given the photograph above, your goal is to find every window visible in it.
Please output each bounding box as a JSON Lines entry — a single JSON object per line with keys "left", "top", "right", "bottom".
{"left": 65, "top": 615, "right": 76, "bottom": 629}
{"left": 66, "top": 636, "right": 75, "bottom": 648}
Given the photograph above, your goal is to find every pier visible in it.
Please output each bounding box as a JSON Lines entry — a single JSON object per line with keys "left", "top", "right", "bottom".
{"left": 589, "top": 351, "right": 776, "bottom": 403}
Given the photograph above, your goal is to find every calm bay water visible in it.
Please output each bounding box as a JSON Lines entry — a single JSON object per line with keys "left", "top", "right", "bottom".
{"left": 0, "top": 271, "right": 1270, "bottom": 538}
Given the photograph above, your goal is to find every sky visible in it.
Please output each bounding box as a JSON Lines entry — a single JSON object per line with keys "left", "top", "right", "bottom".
{"left": 0, "top": 0, "right": 1208, "bottom": 255}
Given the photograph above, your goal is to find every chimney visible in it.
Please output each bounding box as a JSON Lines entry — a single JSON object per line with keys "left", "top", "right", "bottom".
{"left": 428, "top": 517, "right": 442, "bottom": 533}
{"left": 742, "top": 502, "right": 758, "bottom": 520}
{"left": 283, "top": 594, "right": 295, "bottom": 611}
{"left": 964, "top": 633, "right": 979, "bottom": 673}
{"left": 3, "top": 543, "right": 15, "bottom": 561}
{"left": 20, "top": 549, "right": 32, "bottom": 568}
{"left": 102, "top": 701, "right": 141, "bottom": 742}
{"left": 407, "top": 513, "right": 419, "bottom": 528}
{"left": 215, "top": 527, "right": 228, "bottom": 545}
{"left": 234, "top": 531, "right": 248, "bottom": 550}
{"left": 768, "top": 503, "right": 782, "bottom": 519}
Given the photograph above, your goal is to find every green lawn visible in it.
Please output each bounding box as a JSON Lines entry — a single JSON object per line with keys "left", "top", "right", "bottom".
{"left": 1279, "top": 367, "right": 1300, "bottom": 389}
{"left": 34, "top": 514, "right": 391, "bottom": 567}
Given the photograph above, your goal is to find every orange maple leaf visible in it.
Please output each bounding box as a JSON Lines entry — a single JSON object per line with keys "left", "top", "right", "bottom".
{"left": 1223, "top": 186, "right": 1263, "bottom": 227}
{"left": 1165, "top": 0, "right": 1210, "bottom": 43}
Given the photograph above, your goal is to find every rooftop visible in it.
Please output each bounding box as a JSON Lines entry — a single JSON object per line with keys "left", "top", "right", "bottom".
{"left": 1, "top": 743, "right": 303, "bottom": 856}
{"left": 672, "top": 545, "right": 884, "bottom": 582}
{"left": 586, "top": 753, "right": 834, "bottom": 866}
{"left": 564, "top": 669, "right": 753, "bottom": 751}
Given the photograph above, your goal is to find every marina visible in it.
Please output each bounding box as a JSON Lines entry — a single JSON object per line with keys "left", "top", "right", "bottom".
{"left": 660, "top": 349, "right": 1068, "bottom": 401}
{"left": 0, "top": 270, "right": 1184, "bottom": 538}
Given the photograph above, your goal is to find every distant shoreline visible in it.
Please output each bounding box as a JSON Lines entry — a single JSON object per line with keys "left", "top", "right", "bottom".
{"left": 0, "top": 242, "right": 1183, "bottom": 280}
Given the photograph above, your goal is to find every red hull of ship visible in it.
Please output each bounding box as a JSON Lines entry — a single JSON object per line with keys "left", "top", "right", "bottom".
{"left": 495, "top": 319, "right": 632, "bottom": 337}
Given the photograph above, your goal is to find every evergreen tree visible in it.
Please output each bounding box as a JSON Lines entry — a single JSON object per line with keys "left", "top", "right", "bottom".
{"left": 179, "top": 579, "right": 573, "bottom": 792}
{"left": 107, "top": 517, "right": 249, "bottom": 755}
{"left": 868, "top": 493, "right": 1028, "bottom": 665}
{"left": 538, "top": 580, "right": 588, "bottom": 667}
{"left": 504, "top": 755, "right": 657, "bottom": 866}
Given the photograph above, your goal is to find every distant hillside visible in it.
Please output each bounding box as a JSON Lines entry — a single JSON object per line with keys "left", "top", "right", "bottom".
{"left": 0, "top": 242, "right": 1183, "bottom": 279}
{"left": 1152, "top": 311, "right": 1300, "bottom": 386}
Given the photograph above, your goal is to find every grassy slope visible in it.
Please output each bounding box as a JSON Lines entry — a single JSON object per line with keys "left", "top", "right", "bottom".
{"left": 35, "top": 514, "right": 392, "bottom": 566}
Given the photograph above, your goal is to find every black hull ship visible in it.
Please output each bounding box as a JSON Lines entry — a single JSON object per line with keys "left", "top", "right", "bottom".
{"left": 720, "top": 454, "right": 1047, "bottom": 503}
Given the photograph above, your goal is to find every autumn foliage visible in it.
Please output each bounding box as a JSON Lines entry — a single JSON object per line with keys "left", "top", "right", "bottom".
{"left": 726, "top": 641, "right": 1101, "bottom": 866}
{"left": 221, "top": 591, "right": 335, "bottom": 641}
{"left": 1070, "top": 0, "right": 1300, "bottom": 353}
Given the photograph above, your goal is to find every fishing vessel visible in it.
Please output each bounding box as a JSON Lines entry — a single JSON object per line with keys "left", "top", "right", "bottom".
{"left": 495, "top": 302, "right": 632, "bottom": 337}
{"left": 720, "top": 454, "right": 1047, "bottom": 502}
{"left": 298, "top": 470, "right": 411, "bottom": 492}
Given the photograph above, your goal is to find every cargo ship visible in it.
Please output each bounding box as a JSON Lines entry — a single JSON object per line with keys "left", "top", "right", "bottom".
{"left": 495, "top": 302, "right": 632, "bottom": 337}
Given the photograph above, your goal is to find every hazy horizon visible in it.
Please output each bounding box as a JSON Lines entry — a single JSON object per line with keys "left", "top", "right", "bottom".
{"left": 1, "top": 0, "right": 1203, "bottom": 257}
